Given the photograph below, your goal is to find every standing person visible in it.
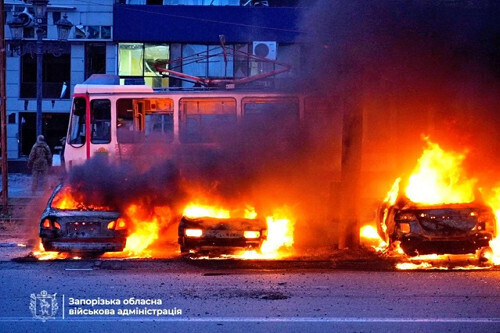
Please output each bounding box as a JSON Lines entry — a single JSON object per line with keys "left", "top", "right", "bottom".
{"left": 27, "top": 135, "right": 52, "bottom": 194}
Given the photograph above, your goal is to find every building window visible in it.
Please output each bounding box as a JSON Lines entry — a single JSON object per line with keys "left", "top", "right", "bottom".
{"left": 144, "top": 43, "right": 169, "bottom": 88}
{"left": 20, "top": 52, "right": 71, "bottom": 99}
{"left": 85, "top": 43, "right": 106, "bottom": 80}
{"left": 179, "top": 44, "right": 236, "bottom": 87}
{"left": 118, "top": 43, "right": 169, "bottom": 88}
{"left": 119, "top": 43, "right": 144, "bottom": 77}
{"left": 75, "top": 25, "right": 112, "bottom": 40}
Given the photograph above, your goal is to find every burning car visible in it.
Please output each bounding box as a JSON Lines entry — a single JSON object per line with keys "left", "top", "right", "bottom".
{"left": 373, "top": 140, "right": 498, "bottom": 263}
{"left": 39, "top": 184, "right": 127, "bottom": 255}
{"left": 178, "top": 216, "right": 267, "bottom": 255}
{"left": 377, "top": 194, "right": 496, "bottom": 259}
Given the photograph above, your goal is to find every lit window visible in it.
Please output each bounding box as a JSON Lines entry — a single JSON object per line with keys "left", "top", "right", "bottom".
{"left": 118, "top": 43, "right": 143, "bottom": 76}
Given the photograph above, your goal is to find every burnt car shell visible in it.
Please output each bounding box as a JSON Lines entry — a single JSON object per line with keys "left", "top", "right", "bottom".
{"left": 378, "top": 199, "right": 495, "bottom": 256}
{"left": 178, "top": 216, "right": 267, "bottom": 255}
{"left": 39, "top": 184, "right": 126, "bottom": 254}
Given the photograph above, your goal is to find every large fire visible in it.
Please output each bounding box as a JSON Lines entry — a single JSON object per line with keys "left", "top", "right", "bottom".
{"left": 405, "top": 140, "right": 476, "bottom": 204}
{"left": 35, "top": 183, "right": 294, "bottom": 260}
{"left": 182, "top": 202, "right": 295, "bottom": 259}
{"left": 361, "top": 138, "right": 499, "bottom": 269}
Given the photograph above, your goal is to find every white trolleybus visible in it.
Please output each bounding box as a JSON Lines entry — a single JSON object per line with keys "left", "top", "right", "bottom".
{"left": 63, "top": 75, "right": 335, "bottom": 167}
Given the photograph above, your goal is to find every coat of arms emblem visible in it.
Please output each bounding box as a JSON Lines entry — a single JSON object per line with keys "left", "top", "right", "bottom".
{"left": 30, "top": 290, "right": 58, "bottom": 322}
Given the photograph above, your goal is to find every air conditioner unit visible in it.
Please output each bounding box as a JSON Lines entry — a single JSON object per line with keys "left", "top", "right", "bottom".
{"left": 252, "top": 41, "right": 277, "bottom": 60}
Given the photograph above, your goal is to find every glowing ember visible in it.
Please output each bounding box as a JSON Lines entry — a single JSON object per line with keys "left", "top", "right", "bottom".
{"left": 405, "top": 140, "right": 476, "bottom": 204}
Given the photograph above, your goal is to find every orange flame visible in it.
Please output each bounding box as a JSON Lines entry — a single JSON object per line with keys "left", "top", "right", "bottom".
{"left": 183, "top": 202, "right": 230, "bottom": 218}
{"left": 119, "top": 205, "right": 173, "bottom": 257}
{"left": 405, "top": 140, "right": 476, "bottom": 204}
{"left": 51, "top": 186, "right": 113, "bottom": 211}
{"left": 359, "top": 225, "right": 386, "bottom": 251}
{"left": 32, "top": 241, "right": 78, "bottom": 260}
{"left": 261, "top": 210, "right": 295, "bottom": 256}
{"left": 51, "top": 187, "right": 81, "bottom": 209}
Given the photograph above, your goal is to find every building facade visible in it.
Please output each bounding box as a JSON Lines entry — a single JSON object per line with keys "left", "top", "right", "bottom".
{"left": 4, "top": 0, "right": 302, "bottom": 160}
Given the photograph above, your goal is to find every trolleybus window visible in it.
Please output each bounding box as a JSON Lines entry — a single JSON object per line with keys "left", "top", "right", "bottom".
{"left": 116, "top": 99, "right": 136, "bottom": 143}
{"left": 242, "top": 97, "right": 300, "bottom": 122}
{"left": 179, "top": 98, "right": 236, "bottom": 143}
{"left": 117, "top": 98, "right": 174, "bottom": 143}
{"left": 91, "top": 99, "right": 111, "bottom": 144}
{"left": 144, "top": 98, "right": 174, "bottom": 142}
{"left": 68, "top": 97, "right": 86, "bottom": 147}
{"left": 145, "top": 113, "right": 174, "bottom": 141}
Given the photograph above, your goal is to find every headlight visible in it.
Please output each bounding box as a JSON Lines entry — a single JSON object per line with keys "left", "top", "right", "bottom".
{"left": 244, "top": 231, "right": 260, "bottom": 239}
{"left": 185, "top": 228, "right": 203, "bottom": 237}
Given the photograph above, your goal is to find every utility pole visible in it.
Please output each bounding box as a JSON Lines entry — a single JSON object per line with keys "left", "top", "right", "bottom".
{"left": 338, "top": 72, "right": 363, "bottom": 249}
{"left": 1, "top": 0, "right": 9, "bottom": 214}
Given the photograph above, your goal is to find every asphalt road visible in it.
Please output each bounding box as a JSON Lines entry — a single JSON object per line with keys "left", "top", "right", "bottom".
{"left": 0, "top": 259, "right": 499, "bottom": 333}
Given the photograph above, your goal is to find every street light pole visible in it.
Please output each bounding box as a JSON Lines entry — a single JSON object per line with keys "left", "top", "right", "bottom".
{"left": 36, "top": 24, "right": 43, "bottom": 137}
{"left": 32, "top": 0, "right": 49, "bottom": 137}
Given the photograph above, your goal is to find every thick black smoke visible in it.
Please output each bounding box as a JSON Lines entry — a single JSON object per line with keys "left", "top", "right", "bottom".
{"left": 66, "top": 154, "right": 185, "bottom": 213}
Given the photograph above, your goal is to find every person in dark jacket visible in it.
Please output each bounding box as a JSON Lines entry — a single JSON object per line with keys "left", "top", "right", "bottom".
{"left": 27, "top": 135, "right": 52, "bottom": 194}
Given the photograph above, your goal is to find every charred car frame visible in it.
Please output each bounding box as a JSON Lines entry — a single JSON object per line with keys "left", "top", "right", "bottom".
{"left": 39, "top": 184, "right": 127, "bottom": 254}
{"left": 377, "top": 196, "right": 496, "bottom": 259}
{"left": 178, "top": 216, "right": 267, "bottom": 255}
